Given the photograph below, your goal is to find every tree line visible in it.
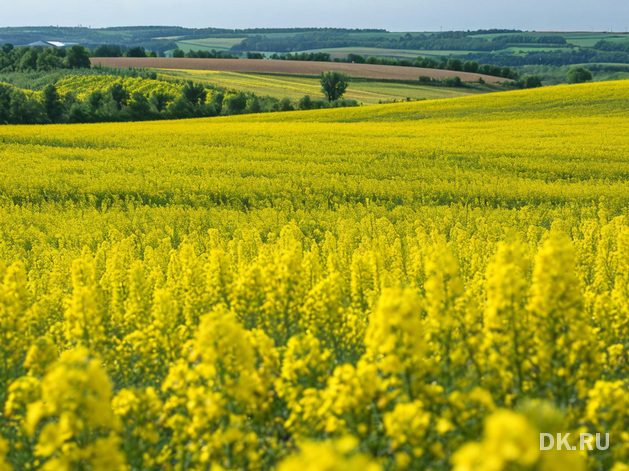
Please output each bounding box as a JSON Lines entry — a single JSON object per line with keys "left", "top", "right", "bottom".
{"left": 0, "top": 73, "right": 360, "bottom": 125}
{"left": 269, "top": 52, "right": 332, "bottom": 62}
{"left": 355, "top": 55, "right": 521, "bottom": 79}
{"left": 491, "top": 35, "right": 568, "bottom": 45}
{"left": 91, "top": 45, "right": 160, "bottom": 58}
{"left": 230, "top": 32, "right": 570, "bottom": 54}
{"left": 459, "top": 48, "right": 629, "bottom": 67}
{"left": 0, "top": 43, "right": 244, "bottom": 68}
{"left": 172, "top": 49, "right": 238, "bottom": 59}
{"left": 0, "top": 44, "right": 91, "bottom": 72}
{"left": 594, "top": 40, "right": 629, "bottom": 53}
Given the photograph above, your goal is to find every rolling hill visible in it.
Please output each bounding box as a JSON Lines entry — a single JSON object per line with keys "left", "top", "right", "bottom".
{"left": 90, "top": 57, "right": 509, "bottom": 83}
{"left": 1, "top": 79, "right": 629, "bottom": 471}
{"left": 154, "top": 69, "right": 487, "bottom": 104}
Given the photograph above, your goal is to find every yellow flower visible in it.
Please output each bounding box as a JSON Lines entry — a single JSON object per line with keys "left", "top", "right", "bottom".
{"left": 278, "top": 437, "right": 380, "bottom": 471}
{"left": 24, "top": 347, "right": 126, "bottom": 470}
{"left": 0, "top": 438, "right": 13, "bottom": 471}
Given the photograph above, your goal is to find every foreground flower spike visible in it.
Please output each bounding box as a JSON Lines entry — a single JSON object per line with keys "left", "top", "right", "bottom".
{"left": 22, "top": 347, "right": 126, "bottom": 471}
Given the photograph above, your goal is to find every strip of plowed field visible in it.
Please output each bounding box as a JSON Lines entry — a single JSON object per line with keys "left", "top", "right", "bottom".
{"left": 90, "top": 57, "right": 508, "bottom": 83}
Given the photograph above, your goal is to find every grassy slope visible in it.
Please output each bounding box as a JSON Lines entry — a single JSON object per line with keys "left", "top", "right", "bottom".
{"left": 513, "top": 63, "right": 629, "bottom": 85}
{"left": 156, "top": 69, "right": 486, "bottom": 104}
{"left": 175, "top": 38, "right": 246, "bottom": 52}
{"left": 471, "top": 31, "right": 629, "bottom": 46}
{"left": 226, "top": 79, "right": 629, "bottom": 122}
{"left": 1, "top": 80, "right": 628, "bottom": 212}
{"left": 296, "top": 47, "right": 477, "bottom": 59}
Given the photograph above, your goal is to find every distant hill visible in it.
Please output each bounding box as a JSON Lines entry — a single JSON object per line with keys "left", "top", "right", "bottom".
{"left": 2, "top": 27, "right": 628, "bottom": 67}
{"left": 0, "top": 26, "right": 387, "bottom": 55}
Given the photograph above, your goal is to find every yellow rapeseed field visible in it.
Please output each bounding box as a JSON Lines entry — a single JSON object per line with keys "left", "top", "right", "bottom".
{"left": 0, "top": 80, "right": 629, "bottom": 471}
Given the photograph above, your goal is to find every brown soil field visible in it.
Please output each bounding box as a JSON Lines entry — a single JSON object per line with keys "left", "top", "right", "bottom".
{"left": 90, "top": 57, "right": 509, "bottom": 83}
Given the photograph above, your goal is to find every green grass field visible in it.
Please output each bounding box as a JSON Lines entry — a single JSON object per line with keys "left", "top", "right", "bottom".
{"left": 344, "top": 31, "right": 425, "bottom": 39}
{"left": 298, "top": 47, "right": 477, "bottom": 59}
{"left": 552, "top": 32, "right": 629, "bottom": 47}
{"left": 155, "top": 68, "right": 487, "bottom": 104}
{"left": 175, "top": 38, "right": 246, "bottom": 52}
{"left": 151, "top": 35, "right": 185, "bottom": 40}
{"left": 513, "top": 62, "right": 629, "bottom": 85}
{"left": 471, "top": 31, "right": 629, "bottom": 48}
{"left": 250, "top": 31, "right": 417, "bottom": 39}
{"left": 252, "top": 32, "right": 304, "bottom": 38}
{"left": 499, "top": 46, "right": 573, "bottom": 54}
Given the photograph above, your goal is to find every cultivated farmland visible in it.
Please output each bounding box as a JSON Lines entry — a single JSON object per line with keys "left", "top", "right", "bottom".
{"left": 90, "top": 57, "right": 509, "bottom": 82}
{"left": 156, "top": 69, "right": 487, "bottom": 104}
{"left": 297, "top": 47, "right": 478, "bottom": 60}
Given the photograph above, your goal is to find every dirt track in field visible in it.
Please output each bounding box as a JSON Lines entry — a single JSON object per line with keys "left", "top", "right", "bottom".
{"left": 90, "top": 57, "right": 508, "bottom": 83}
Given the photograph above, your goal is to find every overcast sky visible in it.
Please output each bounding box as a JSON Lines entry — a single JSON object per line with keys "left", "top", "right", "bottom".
{"left": 3, "top": 0, "right": 629, "bottom": 32}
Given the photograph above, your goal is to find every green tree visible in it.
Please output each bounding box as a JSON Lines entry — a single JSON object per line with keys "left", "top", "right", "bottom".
{"left": 86, "top": 90, "right": 106, "bottom": 119}
{"left": 92, "top": 45, "right": 124, "bottom": 57}
{"left": 68, "top": 102, "right": 92, "bottom": 123}
{"left": 9, "top": 89, "right": 47, "bottom": 124}
{"left": 443, "top": 76, "right": 462, "bottom": 87}
{"left": 279, "top": 97, "right": 294, "bottom": 111}
{"left": 65, "top": 45, "right": 91, "bottom": 69}
{"left": 501, "top": 66, "right": 515, "bottom": 79}
{"left": 224, "top": 92, "right": 248, "bottom": 114}
{"left": 446, "top": 58, "right": 463, "bottom": 71}
{"left": 42, "top": 84, "right": 64, "bottom": 123}
{"left": 320, "top": 71, "right": 350, "bottom": 102}
{"left": 166, "top": 96, "right": 193, "bottom": 119}
{"left": 463, "top": 61, "right": 479, "bottom": 73}
{"left": 519, "top": 75, "right": 543, "bottom": 89}
{"left": 182, "top": 81, "right": 207, "bottom": 106}
{"left": 150, "top": 92, "right": 173, "bottom": 112}
{"left": 110, "top": 83, "right": 130, "bottom": 110}
{"left": 246, "top": 96, "right": 261, "bottom": 113}
{"left": 0, "top": 83, "right": 12, "bottom": 124}
{"left": 125, "top": 47, "right": 146, "bottom": 58}
{"left": 129, "top": 92, "right": 152, "bottom": 119}
{"left": 18, "top": 49, "right": 38, "bottom": 70}
{"left": 172, "top": 49, "right": 185, "bottom": 58}
{"left": 298, "top": 95, "right": 313, "bottom": 110}
{"left": 567, "top": 67, "right": 593, "bottom": 84}
{"left": 88, "top": 90, "right": 104, "bottom": 109}
{"left": 347, "top": 53, "right": 366, "bottom": 63}
{"left": 211, "top": 92, "right": 224, "bottom": 114}
{"left": 36, "top": 48, "right": 63, "bottom": 71}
